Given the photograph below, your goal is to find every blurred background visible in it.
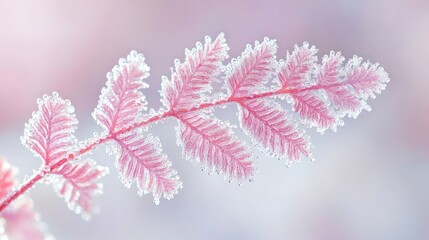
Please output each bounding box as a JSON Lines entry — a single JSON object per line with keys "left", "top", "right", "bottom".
{"left": 0, "top": 0, "right": 428, "bottom": 239}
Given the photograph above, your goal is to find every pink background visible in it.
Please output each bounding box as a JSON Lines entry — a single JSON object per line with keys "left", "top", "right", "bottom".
{"left": 1, "top": 0, "right": 428, "bottom": 239}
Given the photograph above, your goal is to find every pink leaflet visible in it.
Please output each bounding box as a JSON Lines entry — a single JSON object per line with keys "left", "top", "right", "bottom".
{"left": 239, "top": 99, "right": 311, "bottom": 163}
{"left": 21, "top": 92, "right": 78, "bottom": 166}
{"left": 93, "top": 50, "right": 150, "bottom": 133}
{"left": 162, "top": 33, "right": 228, "bottom": 111}
{"left": 277, "top": 42, "right": 317, "bottom": 89}
{"left": 291, "top": 91, "right": 337, "bottom": 131}
{"left": 113, "top": 131, "right": 181, "bottom": 204}
{"left": 344, "top": 56, "right": 389, "bottom": 100}
{"left": 227, "top": 38, "right": 277, "bottom": 98}
{"left": 277, "top": 43, "right": 337, "bottom": 132}
{"left": 0, "top": 157, "right": 51, "bottom": 240}
{"left": 317, "top": 52, "right": 362, "bottom": 116}
{"left": 177, "top": 112, "right": 255, "bottom": 182}
{"left": 53, "top": 159, "right": 108, "bottom": 219}
{"left": 0, "top": 157, "right": 15, "bottom": 199}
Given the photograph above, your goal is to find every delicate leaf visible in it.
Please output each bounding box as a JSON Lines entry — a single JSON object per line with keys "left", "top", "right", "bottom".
{"left": 21, "top": 92, "right": 78, "bottom": 166}
{"left": 238, "top": 99, "right": 312, "bottom": 162}
{"left": 52, "top": 159, "right": 108, "bottom": 219}
{"left": 0, "top": 157, "right": 15, "bottom": 199}
{"left": 344, "top": 56, "right": 389, "bottom": 100}
{"left": 113, "top": 131, "right": 181, "bottom": 204}
{"left": 316, "top": 52, "right": 362, "bottom": 118}
{"left": 277, "top": 43, "right": 337, "bottom": 131}
{"left": 226, "top": 38, "right": 277, "bottom": 97}
{"left": 276, "top": 42, "right": 317, "bottom": 89}
{"left": 93, "top": 51, "right": 150, "bottom": 133}
{"left": 290, "top": 91, "right": 337, "bottom": 132}
{"left": 161, "top": 33, "right": 228, "bottom": 111}
{"left": 177, "top": 112, "right": 255, "bottom": 182}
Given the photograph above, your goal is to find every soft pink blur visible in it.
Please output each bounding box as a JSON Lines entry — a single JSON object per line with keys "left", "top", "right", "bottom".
{"left": 1, "top": 1, "right": 428, "bottom": 239}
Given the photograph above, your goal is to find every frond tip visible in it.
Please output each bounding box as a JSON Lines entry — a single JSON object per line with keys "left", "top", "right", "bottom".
{"left": 21, "top": 92, "right": 78, "bottom": 165}
{"left": 227, "top": 37, "right": 277, "bottom": 97}
{"left": 93, "top": 50, "right": 150, "bottom": 133}
{"left": 161, "top": 32, "right": 229, "bottom": 111}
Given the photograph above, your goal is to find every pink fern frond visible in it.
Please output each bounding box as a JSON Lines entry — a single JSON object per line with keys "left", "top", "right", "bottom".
{"left": 161, "top": 33, "right": 229, "bottom": 111}
{"left": 93, "top": 51, "right": 150, "bottom": 133}
{"left": 0, "top": 157, "right": 16, "bottom": 199}
{"left": 226, "top": 38, "right": 277, "bottom": 97}
{"left": 21, "top": 92, "right": 78, "bottom": 166}
{"left": 316, "top": 52, "right": 362, "bottom": 116}
{"left": 344, "top": 56, "right": 389, "bottom": 100}
{"left": 0, "top": 158, "right": 51, "bottom": 240}
{"left": 177, "top": 112, "right": 255, "bottom": 182}
{"left": 52, "top": 159, "right": 108, "bottom": 219}
{"left": 277, "top": 43, "right": 337, "bottom": 132}
{"left": 277, "top": 42, "right": 317, "bottom": 89}
{"left": 238, "top": 99, "right": 312, "bottom": 163}
{"left": 313, "top": 52, "right": 389, "bottom": 119}
{"left": 290, "top": 91, "right": 337, "bottom": 132}
{"left": 112, "top": 132, "right": 182, "bottom": 204}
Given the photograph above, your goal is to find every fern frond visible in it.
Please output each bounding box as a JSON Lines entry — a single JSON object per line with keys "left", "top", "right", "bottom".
{"left": 344, "top": 56, "right": 389, "bottom": 100}
{"left": 226, "top": 38, "right": 277, "bottom": 97}
{"left": 177, "top": 112, "right": 255, "bottom": 182}
{"left": 277, "top": 43, "right": 337, "bottom": 132}
{"left": 1, "top": 33, "right": 390, "bottom": 219}
{"left": 52, "top": 159, "right": 108, "bottom": 219}
{"left": 290, "top": 91, "right": 337, "bottom": 131}
{"left": 112, "top": 132, "right": 182, "bottom": 204}
{"left": 316, "top": 52, "right": 362, "bottom": 116}
{"left": 238, "top": 99, "right": 311, "bottom": 163}
{"left": 21, "top": 92, "right": 78, "bottom": 165}
{"left": 161, "top": 33, "right": 229, "bottom": 111}
{"left": 276, "top": 42, "right": 317, "bottom": 89}
{"left": 93, "top": 51, "right": 150, "bottom": 133}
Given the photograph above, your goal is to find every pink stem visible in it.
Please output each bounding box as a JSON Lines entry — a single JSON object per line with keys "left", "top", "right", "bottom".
{"left": 0, "top": 83, "right": 337, "bottom": 212}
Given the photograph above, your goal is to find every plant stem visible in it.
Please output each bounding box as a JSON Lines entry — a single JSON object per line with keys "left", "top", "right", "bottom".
{"left": 0, "top": 83, "right": 336, "bottom": 212}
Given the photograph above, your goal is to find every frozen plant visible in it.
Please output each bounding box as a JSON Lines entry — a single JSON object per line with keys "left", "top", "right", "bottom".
{"left": 0, "top": 33, "right": 389, "bottom": 239}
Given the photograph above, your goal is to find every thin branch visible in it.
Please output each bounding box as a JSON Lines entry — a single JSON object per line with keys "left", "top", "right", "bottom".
{"left": 0, "top": 81, "right": 360, "bottom": 212}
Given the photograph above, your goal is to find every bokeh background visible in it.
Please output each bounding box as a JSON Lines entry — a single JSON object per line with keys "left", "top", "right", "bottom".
{"left": 0, "top": 0, "right": 428, "bottom": 239}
